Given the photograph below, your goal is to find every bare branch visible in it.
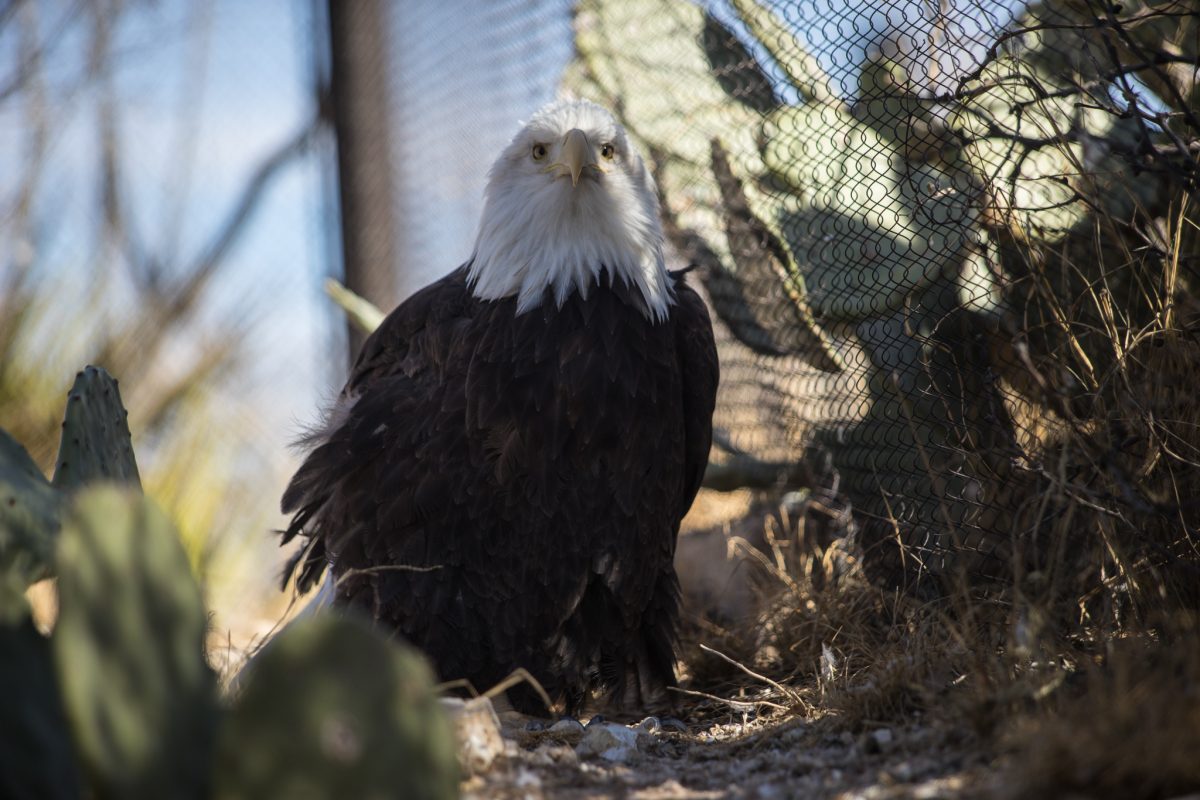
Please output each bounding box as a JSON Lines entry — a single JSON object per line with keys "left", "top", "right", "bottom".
{"left": 703, "top": 456, "right": 813, "bottom": 492}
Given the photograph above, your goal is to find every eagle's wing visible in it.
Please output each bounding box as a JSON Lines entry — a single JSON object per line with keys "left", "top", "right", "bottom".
{"left": 279, "top": 266, "right": 473, "bottom": 593}
{"left": 671, "top": 270, "right": 719, "bottom": 523}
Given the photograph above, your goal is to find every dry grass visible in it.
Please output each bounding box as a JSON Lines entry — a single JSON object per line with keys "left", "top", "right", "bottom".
{"left": 674, "top": 485, "right": 1200, "bottom": 796}
{"left": 675, "top": 491, "right": 999, "bottom": 729}
{"left": 674, "top": 276, "right": 1200, "bottom": 785}
{"left": 998, "top": 623, "right": 1200, "bottom": 800}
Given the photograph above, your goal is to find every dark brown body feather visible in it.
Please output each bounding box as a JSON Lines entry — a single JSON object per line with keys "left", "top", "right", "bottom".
{"left": 281, "top": 266, "right": 718, "bottom": 714}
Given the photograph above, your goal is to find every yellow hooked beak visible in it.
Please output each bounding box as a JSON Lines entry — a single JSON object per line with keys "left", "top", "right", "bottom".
{"left": 558, "top": 128, "right": 597, "bottom": 187}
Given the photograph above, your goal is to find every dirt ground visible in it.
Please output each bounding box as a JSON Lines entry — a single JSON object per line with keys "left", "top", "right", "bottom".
{"left": 464, "top": 712, "right": 997, "bottom": 799}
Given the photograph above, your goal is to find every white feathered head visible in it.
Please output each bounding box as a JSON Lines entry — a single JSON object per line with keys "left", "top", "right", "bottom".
{"left": 468, "top": 99, "right": 673, "bottom": 321}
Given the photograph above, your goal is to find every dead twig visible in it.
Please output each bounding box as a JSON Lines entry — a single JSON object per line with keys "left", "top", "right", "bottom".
{"left": 699, "top": 643, "right": 802, "bottom": 704}
{"left": 436, "top": 668, "right": 554, "bottom": 714}
{"left": 668, "top": 686, "right": 788, "bottom": 713}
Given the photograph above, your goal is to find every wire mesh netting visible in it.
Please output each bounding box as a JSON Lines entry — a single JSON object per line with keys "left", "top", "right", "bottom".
{"left": 558, "top": 0, "right": 1030, "bottom": 596}
{"left": 380, "top": 0, "right": 1200, "bottom": 610}
{"left": 383, "top": 1, "right": 574, "bottom": 297}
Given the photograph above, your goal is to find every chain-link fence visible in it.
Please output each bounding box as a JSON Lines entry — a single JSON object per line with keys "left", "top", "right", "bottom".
{"left": 371, "top": 0, "right": 1200, "bottom": 616}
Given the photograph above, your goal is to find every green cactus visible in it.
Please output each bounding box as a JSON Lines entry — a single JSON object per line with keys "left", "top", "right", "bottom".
{"left": 52, "top": 486, "right": 217, "bottom": 800}
{"left": 2, "top": 372, "right": 460, "bottom": 799}
{"left": 215, "top": 614, "right": 459, "bottom": 800}
{"left": 728, "top": 0, "right": 844, "bottom": 109}
{"left": 2, "top": 365, "right": 142, "bottom": 605}
{"left": 51, "top": 366, "right": 141, "bottom": 493}
{"left": 0, "top": 429, "right": 63, "bottom": 604}
{"left": 0, "top": 617, "right": 82, "bottom": 800}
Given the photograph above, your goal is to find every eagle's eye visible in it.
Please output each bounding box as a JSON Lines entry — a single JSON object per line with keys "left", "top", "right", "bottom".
{"left": 600, "top": 143, "right": 615, "bottom": 160}
{"left": 531, "top": 143, "right": 548, "bottom": 161}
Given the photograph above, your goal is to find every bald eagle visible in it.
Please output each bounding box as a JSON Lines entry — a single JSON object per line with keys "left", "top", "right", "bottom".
{"left": 281, "top": 100, "right": 718, "bottom": 715}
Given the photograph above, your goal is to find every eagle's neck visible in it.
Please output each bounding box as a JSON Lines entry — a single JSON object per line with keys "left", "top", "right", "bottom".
{"left": 467, "top": 180, "right": 674, "bottom": 322}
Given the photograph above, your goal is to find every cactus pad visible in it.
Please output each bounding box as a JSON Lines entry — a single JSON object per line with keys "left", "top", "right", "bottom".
{"left": 51, "top": 366, "right": 141, "bottom": 492}
{"left": 215, "top": 615, "right": 459, "bottom": 800}
{"left": 52, "top": 487, "right": 216, "bottom": 799}
{"left": 0, "top": 429, "right": 63, "bottom": 598}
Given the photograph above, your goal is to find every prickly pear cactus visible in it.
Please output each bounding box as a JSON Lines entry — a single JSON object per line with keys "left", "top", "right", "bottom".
{"left": 53, "top": 487, "right": 216, "bottom": 799}
{"left": 3, "top": 370, "right": 460, "bottom": 799}
{"left": 0, "top": 617, "right": 82, "bottom": 800}
{"left": 0, "top": 430, "right": 63, "bottom": 602}
{"left": 51, "top": 366, "right": 141, "bottom": 492}
{"left": 215, "top": 615, "right": 459, "bottom": 800}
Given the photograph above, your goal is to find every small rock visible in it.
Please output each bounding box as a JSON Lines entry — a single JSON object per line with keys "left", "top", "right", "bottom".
{"left": 861, "top": 727, "right": 895, "bottom": 755}
{"left": 638, "top": 779, "right": 690, "bottom": 798}
{"left": 523, "top": 720, "right": 546, "bottom": 732}
{"left": 779, "top": 724, "right": 807, "bottom": 744}
{"left": 575, "top": 722, "right": 639, "bottom": 762}
{"left": 441, "top": 697, "right": 505, "bottom": 775}
{"left": 549, "top": 717, "right": 585, "bottom": 735}
{"left": 529, "top": 742, "right": 578, "bottom": 767}
{"left": 514, "top": 767, "right": 542, "bottom": 789}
